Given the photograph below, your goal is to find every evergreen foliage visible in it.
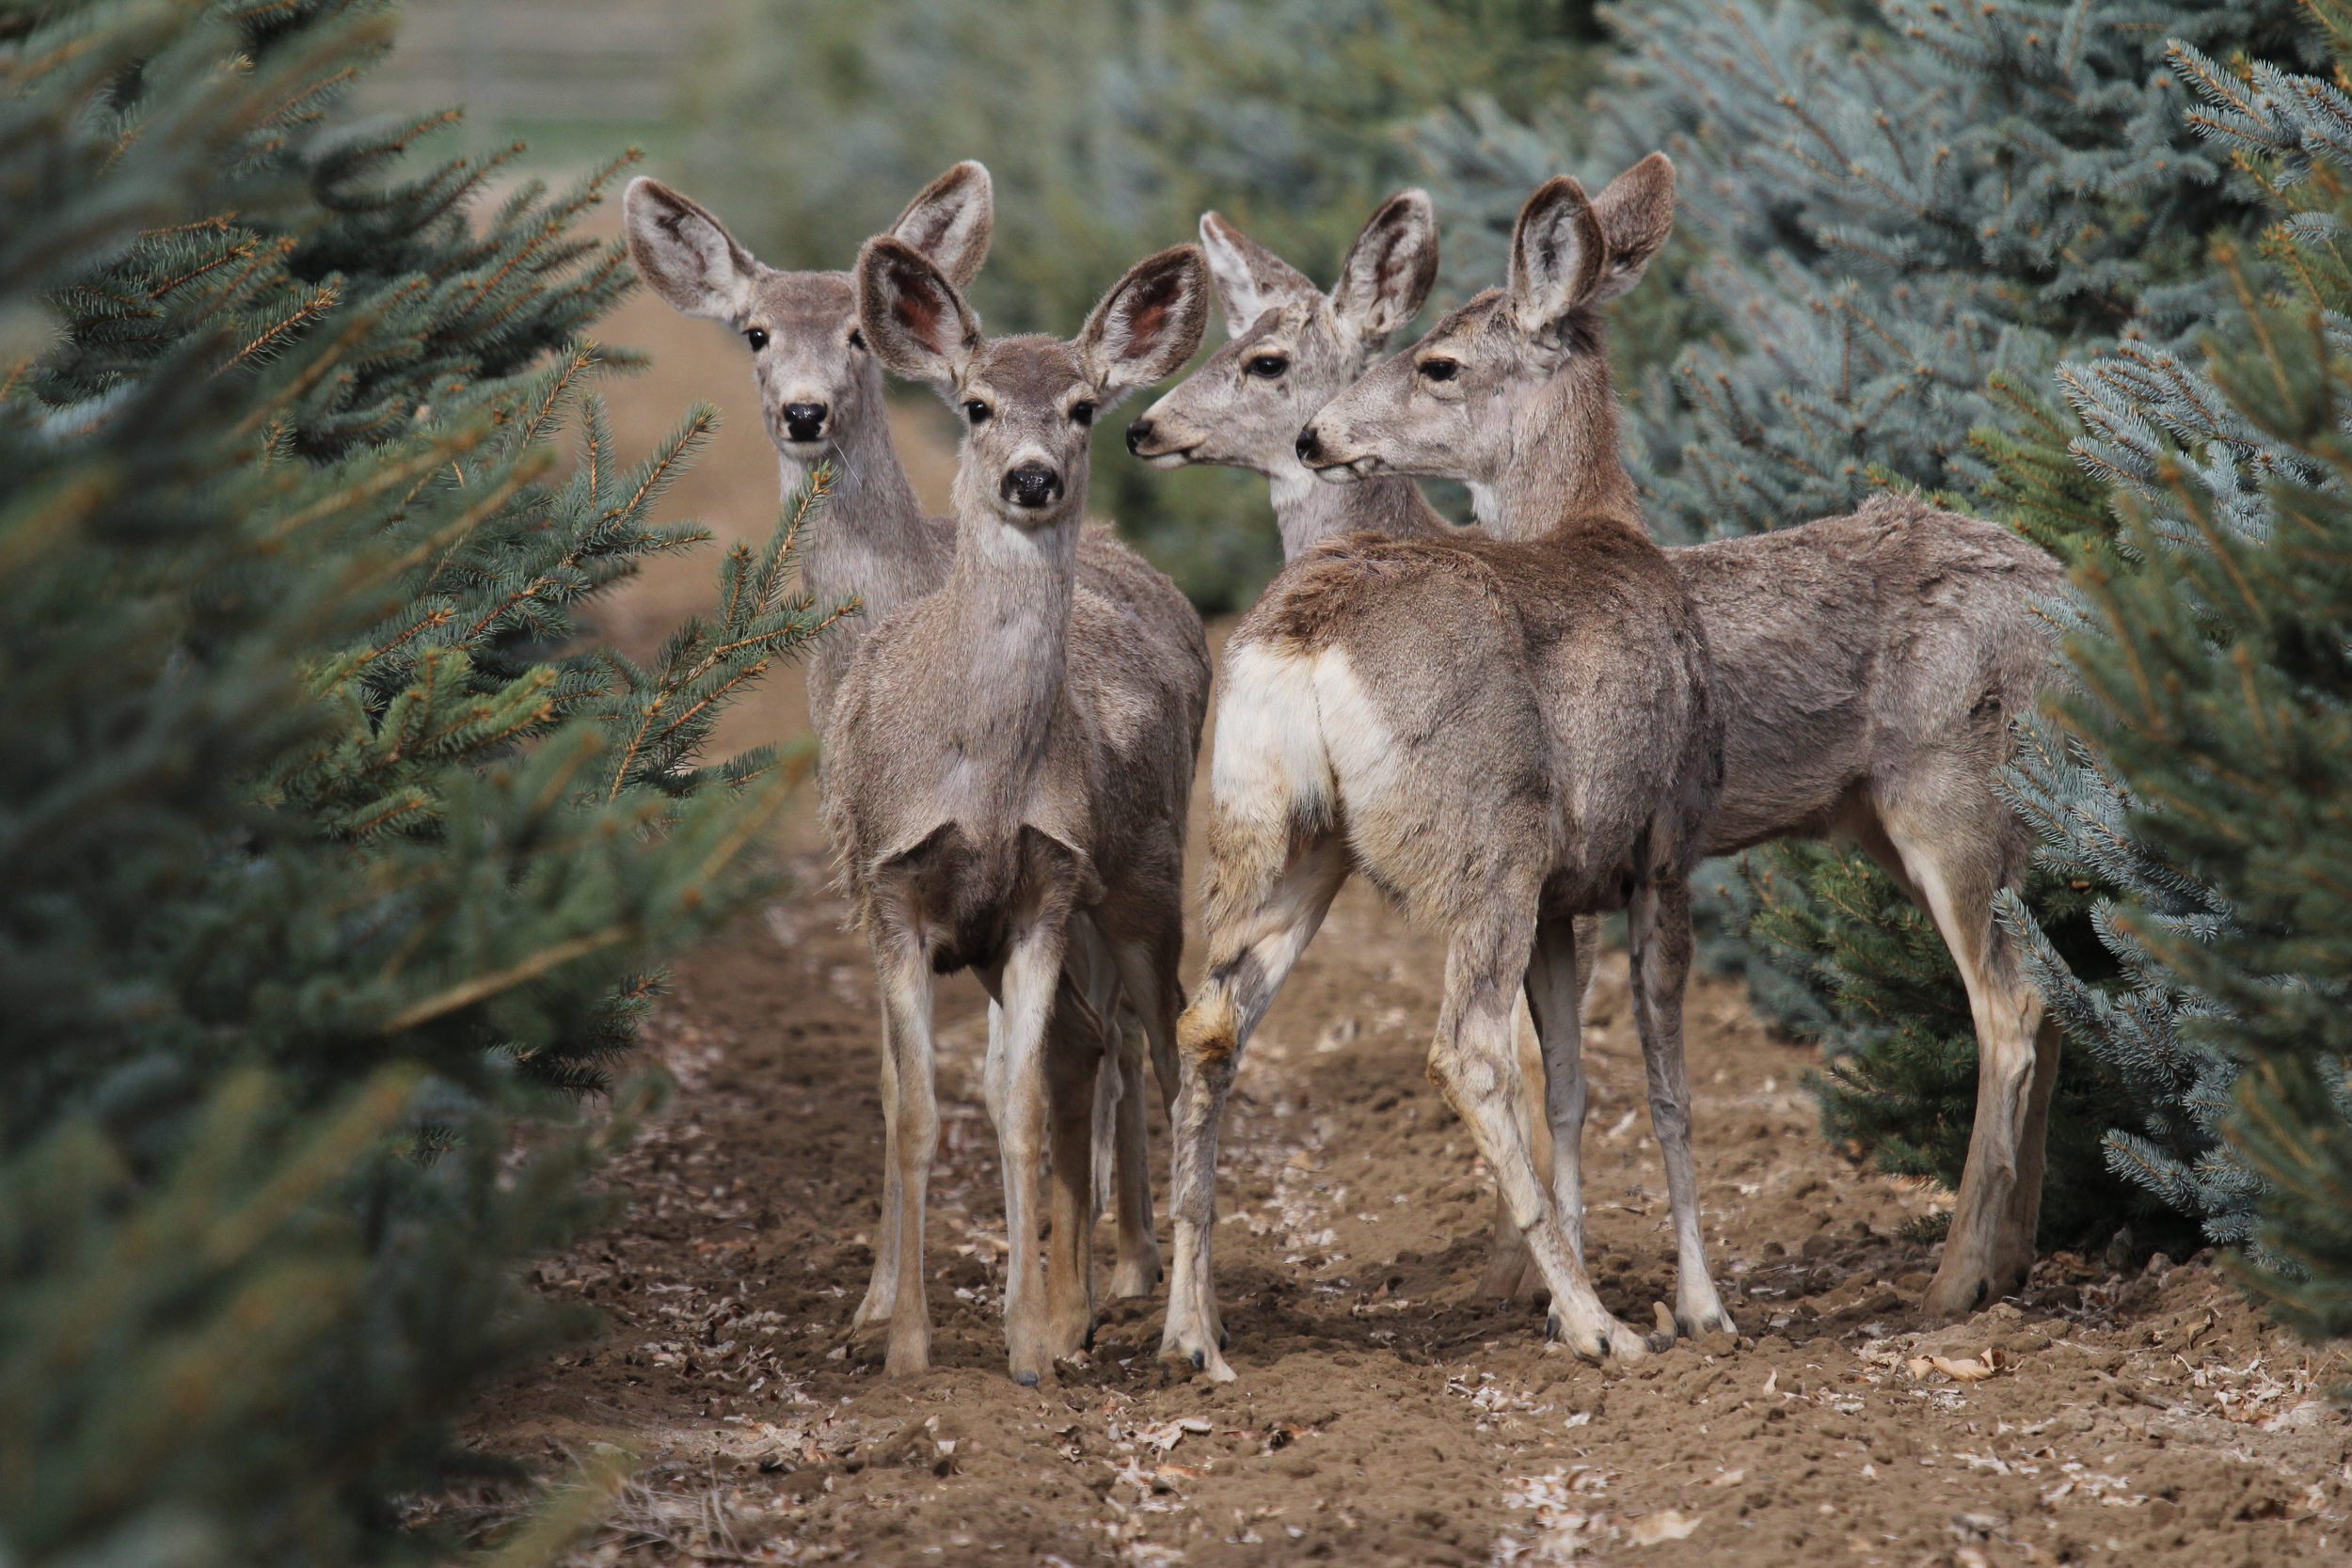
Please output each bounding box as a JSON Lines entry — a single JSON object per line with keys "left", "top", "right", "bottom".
{"left": 3, "top": 1, "right": 819, "bottom": 1558}
{"left": 681, "top": 0, "right": 1609, "bottom": 607}
{"left": 1982, "top": 12, "right": 2352, "bottom": 1290}
{"left": 1419, "top": 0, "right": 2322, "bottom": 1245}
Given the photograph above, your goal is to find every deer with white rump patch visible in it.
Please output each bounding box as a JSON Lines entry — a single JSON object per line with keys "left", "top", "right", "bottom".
{"left": 825, "top": 235, "right": 1210, "bottom": 1382}
{"left": 623, "top": 165, "right": 1187, "bottom": 1340}
{"left": 1140, "top": 169, "right": 2068, "bottom": 1323}
{"left": 1164, "top": 160, "right": 1724, "bottom": 1381}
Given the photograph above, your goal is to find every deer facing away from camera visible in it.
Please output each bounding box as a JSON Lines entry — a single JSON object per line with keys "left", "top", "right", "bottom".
{"left": 824, "top": 237, "right": 1210, "bottom": 1382}
{"left": 1133, "top": 188, "right": 1600, "bottom": 1301}
{"left": 1138, "top": 180, "right": 2068, "bottom": 1323}
{"left": 1163, "top": 160, "right": 1724, "bottom": 1381}
{"left": 623, "top": 165, "right": 1184, "bottom": 1334}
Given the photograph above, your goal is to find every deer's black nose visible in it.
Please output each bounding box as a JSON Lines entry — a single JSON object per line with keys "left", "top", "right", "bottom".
{"left": 1295, "top": 424, "right": 1324, "bottom": 465}
{"left": 782, "top": 403, "right": 828, "bottom": 442}
{"left": 1125, "top": 419, "right": 1154, "bottom": 456}
{"left": 1003, "top": 462, "right": 1064, "bottom": 510}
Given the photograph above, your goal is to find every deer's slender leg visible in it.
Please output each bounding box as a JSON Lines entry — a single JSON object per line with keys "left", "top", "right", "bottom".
{"left": 1104, "top": 1012, "right": 1161, "bottom": 1299}
{"left": 852, "top": 1006, "right": 904, "bottom": 1329}
{"left": 1429, "top": 904, "right": 1654, "bottom": 1366}
{"left": 1057, "top": 915, "right": 1158, "bottom": 1299}
{"left": 1487, "top": 913, "right": 1602, "bottom": 1299}
{"left": 1483, "top": 1001, "right": 1548, "bottom": 1299}
{"left": 1867, "top": 798, "right": 2049, "bottom": 1318}
{"left": 1043, "top": 975, "right": 1104, "bottom": 1360}
{"left": 1531, "top": 914, "right": 1593, "bottom": 1260}
{"left": 1165, "top": 833, "right": 1351, "bottom": 1381}
{"left": 1628, "top": 876, "right": 1731, "bottom": 1338}
{"left": 993, "top": 915, "right": 1071, "bottom": 1386}
{"left": 1108, "top": 922, "right": 1185, "bottom": 1299}
{"left": 871, "top": 931, "right": 939, "bottom": 1375}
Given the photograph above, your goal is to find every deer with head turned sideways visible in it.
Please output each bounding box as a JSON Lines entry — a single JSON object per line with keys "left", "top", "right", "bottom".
{"left": 1164, "top": 159, "right": 1725, "bottom": 1381}
{"left": 1128, "top": 189, "right": 1457, "bottom": 555}
{"left": 827, "top": 236, "right": 1211, "bottom": 1382}
{"left": 1139, "top": 174, "right": 2068, "bottom": 1323}
{"left": 622, "top": 165, "right": 1189, "bottom": 1340}
{"left": 1133, "top": 188, "right": 1604, "bottom": 1303}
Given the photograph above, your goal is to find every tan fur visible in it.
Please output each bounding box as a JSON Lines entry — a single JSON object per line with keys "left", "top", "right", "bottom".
{"left": 1141, "top": 186, "right": 2069, "bottom": 1323}
{"left": 1162, "top": 160, "right": 1725, "bottom": 1381}
{"left": 823, "top": 238, "right": 1210, "bottom": 1384}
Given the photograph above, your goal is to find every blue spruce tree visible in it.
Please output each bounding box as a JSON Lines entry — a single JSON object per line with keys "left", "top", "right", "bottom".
{"left": 1993, "top": 11, "right": 2352, "bottom": 1310}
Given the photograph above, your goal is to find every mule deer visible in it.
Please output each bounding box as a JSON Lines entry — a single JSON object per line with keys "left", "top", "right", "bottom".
{"left": 1165, "top": 161, "right": 1723, "bottom": 1381}
{"left": 1138, "top": 186, "right": 2068, "bottom": 1323}
{"left": 623, "top": 166, "right": 1181, "bottom": 1334}
{"left": 1134, "top": 189, "right": 1599, "bottom": 1299}
{"left": 826, "top": 236, "right": 1210, "bottom": 1381}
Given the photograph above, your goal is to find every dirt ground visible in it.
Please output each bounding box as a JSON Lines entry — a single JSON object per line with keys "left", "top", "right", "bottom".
{"left": 438, "top": 227, "right": 2352, "bottom": 1566}
{"left": 459, "top": 843, "right": 2352, "bottom": 1568}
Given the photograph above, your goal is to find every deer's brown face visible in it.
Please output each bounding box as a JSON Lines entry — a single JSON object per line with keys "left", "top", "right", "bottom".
{"left": 1129, "top": 196, "right": 1437, "bottom": 483}
{"left": 1129, "top": 298, "right": 1347, "bottom": 474}
{"left": 856, "top": 237, "right": 1210, "bottom": 535}
{"left": 1297, "top": 291, "right": 1559, "bottom": 489}
{"left": 735, "top": 271, "right": 882, "bottom": 454}
{"left": 946, "top": 338, "right": 1102, "bottom": 525}
{"left": 1298, "top": 161, "right": 1677, "bottom": 499}
{"left": 624, "top": 163, "right": 995, "bottom": 463}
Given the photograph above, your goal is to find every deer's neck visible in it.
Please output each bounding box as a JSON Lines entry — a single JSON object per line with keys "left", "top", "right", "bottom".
{"left": 1269, "top": 462, "right": 1447, "bottom": 557}
{"left": 941, "top": 503, "right": 1078, "bottom": 790}
{"left": 785, "top": 398, "right": 941, "bottom": 624}
{"left": 1483, "top": 346, "right": 1645, "bottom": 545}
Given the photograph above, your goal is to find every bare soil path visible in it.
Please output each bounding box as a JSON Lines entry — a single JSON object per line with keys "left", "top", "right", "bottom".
{"left": 455, "top": 810, "right": 2351, "bottom": 1568}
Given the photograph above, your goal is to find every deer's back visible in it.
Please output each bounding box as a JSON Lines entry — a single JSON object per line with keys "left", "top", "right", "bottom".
{"left": 1226, "top": 524, "right": 1717, "bottom": 921}
{"left": 1669, "top": 493, "right": 2062, "bottom": 853}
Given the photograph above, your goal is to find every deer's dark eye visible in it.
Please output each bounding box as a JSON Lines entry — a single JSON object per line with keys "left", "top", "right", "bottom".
{"left": 1072, "top": 400, "right": 1096, "bottom": 427}
{"left": 1417, "top": 357, "right": 1458, "bottom": 382}
{"left": 849, "top": 327, "right": 866, "bottom": 351}
{"left": 745, "top": 328, "right": 770, "bottom": 352}
{"left": 964, "top": 400, "right": 992, "bottom": 425}
{"left": 1245, "top": 355, "right": 1288, "bottom": 379}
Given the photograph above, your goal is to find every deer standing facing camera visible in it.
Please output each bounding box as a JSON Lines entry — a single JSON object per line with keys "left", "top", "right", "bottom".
{"left": 824, "top": 237, "right": 1210, "bottom": 1383}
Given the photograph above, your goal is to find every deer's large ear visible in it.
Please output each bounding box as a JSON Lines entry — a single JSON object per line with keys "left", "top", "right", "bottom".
{"left": 1506, "top": 175, "right": 1606, "bottom": 339}
{"left": 1587, "top": 153, "right": 1675, "bottom": 304}
{"left": 1199, "top": 213, "right": 1312, "bottom": 339}
{"left": 856, "top": 235, "right": 982, "bottom": 389}
{"left": 1329, "top": 188, "right": 1438, "bottom": 347}
{"left": 1077, "top": 245, "right": 1210, "bottom": 404}
{"left": 624, "top": 177, "right": 760, "bottom": 325}
{"left": 890, "top": 161, "right": 993, "bottom": 289}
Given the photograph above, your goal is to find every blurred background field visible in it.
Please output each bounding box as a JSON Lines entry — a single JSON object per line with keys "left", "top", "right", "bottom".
{"left": 356, "top": 0, "right": 1615, "bottom": 645}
